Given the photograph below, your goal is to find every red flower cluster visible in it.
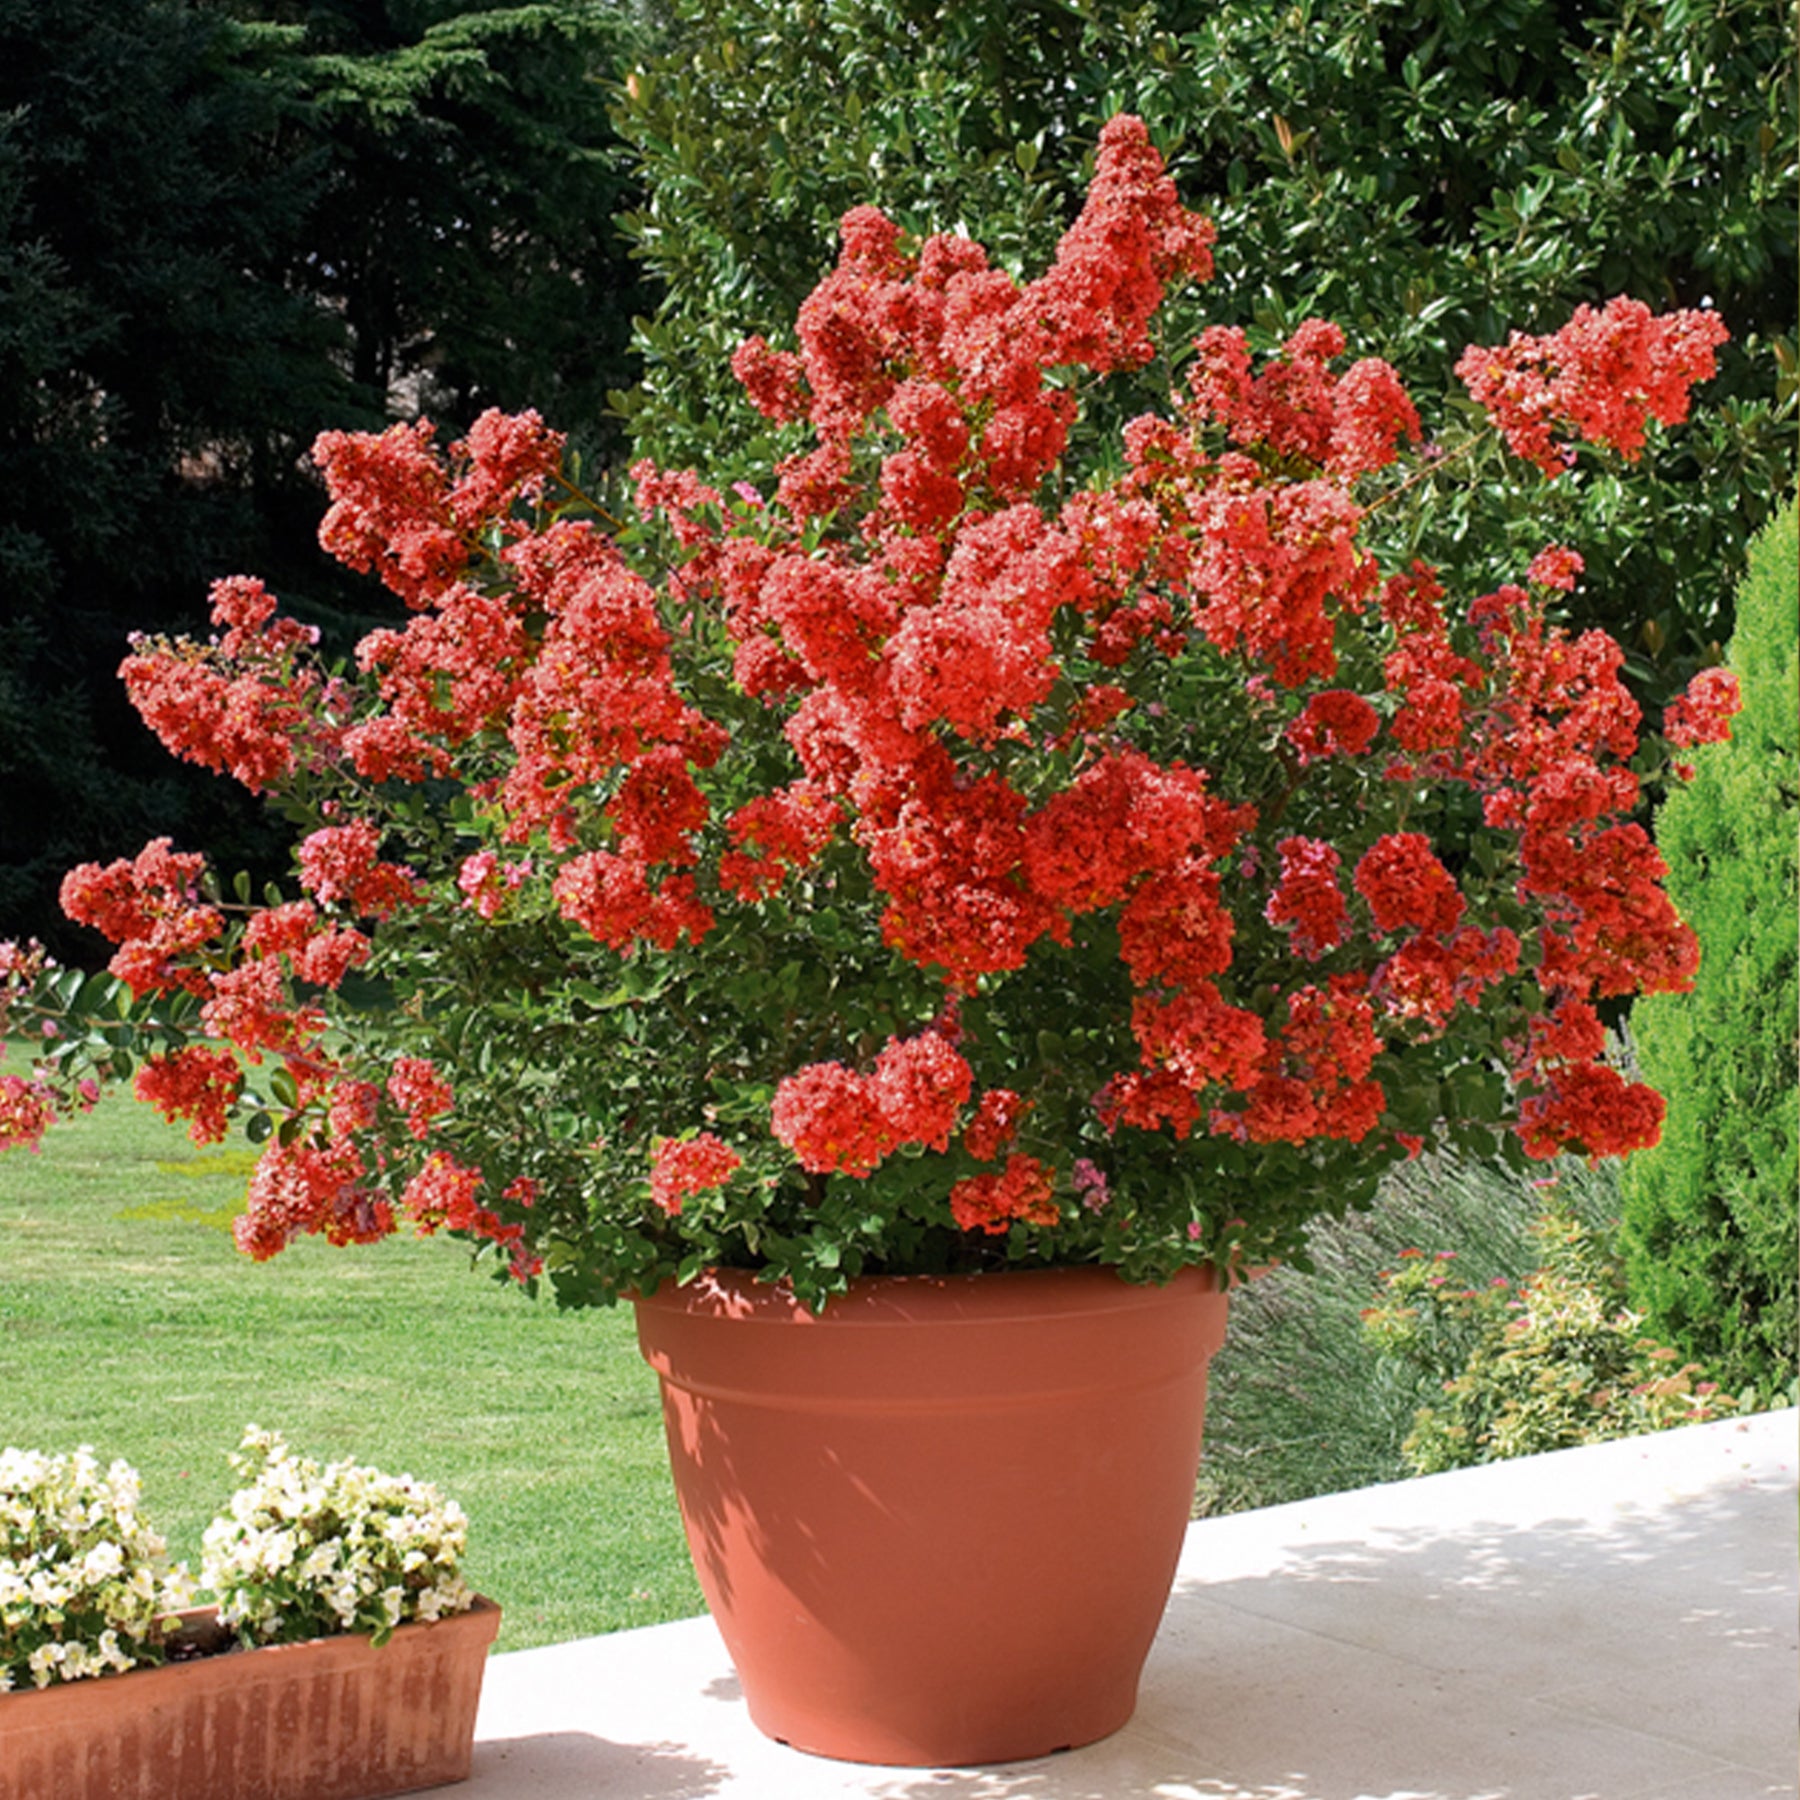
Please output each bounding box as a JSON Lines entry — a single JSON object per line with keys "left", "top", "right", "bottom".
{"left": 1456, "top": 297, "right": 1729, "bottom": 477}
{"left": 718, "top": 782, "right": 843, "bottom": 902}
{"left": 650, "top": 1133, "right": 743, "bottom": 1216}
{"left": 313, "top": 411, "right": 564, "bottom": 607}
{"left": 1286, "top": 689, "right": 1380, "bottom": 762}
{"left": 0, "top": 1075, "right": 57, "bottom": 1154}
{"left": 120, "top": 577, "right": 325, "bottom": 795}
{"left": 961, "top": 1088, "right": 1031, "bottom": 1161}
{"left": 1186, "top": 319, "right": 1420, "bottom": 478}
{"left": 388, "top": 1058, "right": 454, "bottom": 1140}
{"left": 1513, "top": 999, "right": 1665, "bottom": 1160}
{"left": 1663, "top": 667, "right": 1741, "bottom": 750}
{"left": 296, "top": 824, "right": 423, "bottom": 920}
{"left": 1228, "top": 980, "right": 1385, "bottom": 1147}
{"left": 60, "top": 840, "right": 222, "bottom": 999}
{"left": 772, "top": 1032, "right": 974, "bottom": 1176}
{"left": 1184, "top": 473, "right": 1373, "bottom": 687}
{"left": 1525, "top": 822, "right": 1698, "bottom": 1001}
{"left": 1265, "top": 838, "right": 1349, "bottom": 961}
{"left": 501, "top": 526, "right": 727, "bottom": 866}
{"left": 1354, "top": 834, "right": 1465, "bottom": 937}
{"left": 552, "top": 853, "right": 713, "bottom": 953}
{"left": 400, "top": 1152, "right": 521, "bottom": 1247}
{"left": 200, "top": 961, "right": 325, "bottom": 1060}
{"left": 56, "top": 837, "right": 388, "bottom": 1168}
{"left": 949, "top": 1153, "right": 1059, "bottom": 1235}
{"left": 242, "top": 901, "right": 370, "bottom": 990}
{"left": 1526, "top": 545, "right": 1584, "bottom": 592}
{"left": 236, "top": 1139, "right": 391, "bottom": 1262}
{"left": 133, "top": 1046, "right": 243, "bottom": 1146}
{"left": 1373, "top": 926, "right": 1521, "bottom": 1030}
{"left": 456, "top": 851, "right": 531, "bottom": 919}
{"left": 1379, "top": 560, "right": 1483, "bottom": 758}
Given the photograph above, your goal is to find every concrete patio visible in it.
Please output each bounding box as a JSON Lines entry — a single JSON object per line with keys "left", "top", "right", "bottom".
{"left": 465, "top": 1407, "right": 1797, "bottom": 1800}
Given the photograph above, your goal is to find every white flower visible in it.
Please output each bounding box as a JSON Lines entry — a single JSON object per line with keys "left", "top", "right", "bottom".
{"left": 79, "top": 1540, "right": 125, "bottom": 1584}
{"left": 0, "top": 1446, "right": 188, "bottom": 1689}
{"left": 199, "top": 1427, "right": 474, "bottom": 1647}
{"left": 299, "top": 1544, "right": 339, "bottom": 1582}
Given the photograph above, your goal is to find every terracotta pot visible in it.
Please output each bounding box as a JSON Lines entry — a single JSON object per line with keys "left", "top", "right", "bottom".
{"left": 0, "top": 1597, "right": 499, "bottom": 1800}
{"left": 635, "top": 1264, "right": 1229, "bottom": 1766}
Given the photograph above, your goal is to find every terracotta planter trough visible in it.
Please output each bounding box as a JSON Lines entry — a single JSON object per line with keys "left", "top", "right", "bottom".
{"left": 0, "top": 1597, "right": 500, "bottom": 1800}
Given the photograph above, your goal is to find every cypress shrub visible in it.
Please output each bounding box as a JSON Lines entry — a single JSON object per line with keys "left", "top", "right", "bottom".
{"left": 1619, "top": 494, "right": 1799, "bottom": 1399}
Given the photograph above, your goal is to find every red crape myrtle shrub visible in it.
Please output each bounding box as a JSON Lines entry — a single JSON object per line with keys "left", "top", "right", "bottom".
{"left": 1, "top": 119, "right": 1738, "bottom": 1310}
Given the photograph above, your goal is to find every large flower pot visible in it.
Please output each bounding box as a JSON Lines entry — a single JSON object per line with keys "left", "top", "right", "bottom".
{"left": 0, "top": 1598, "right": 500, "bottom": 1800}
{"left": 634, "top": 1264, "right": 1229, "bottom": 1766}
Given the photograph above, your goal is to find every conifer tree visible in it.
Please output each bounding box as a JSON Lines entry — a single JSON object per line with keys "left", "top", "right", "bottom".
{"left": 1619, "top": 495, "right": 1798, "bottom": 1398}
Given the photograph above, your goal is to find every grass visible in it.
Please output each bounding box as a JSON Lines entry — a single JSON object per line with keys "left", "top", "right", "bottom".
{"left": 0, "top": 1080, "right": 704, "bottom": 1652}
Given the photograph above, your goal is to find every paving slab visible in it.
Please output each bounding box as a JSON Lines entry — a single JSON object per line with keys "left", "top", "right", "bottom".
{"left": 466, "top": 1408, "right": 1798, "bottom": 1800}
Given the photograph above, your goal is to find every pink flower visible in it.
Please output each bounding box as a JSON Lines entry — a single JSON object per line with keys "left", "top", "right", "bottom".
{"left": 134, "top": 1047, "right": 243, "bottom": 1145}
{"left": 0, "top": 1076, "right": 57, "bottom": 1153}
{"left": 1072, "top": 1159, "right": 1111, "bottom": 1213}
{"left": 388, "top": 1058, "right": 454, "bottom": 1139}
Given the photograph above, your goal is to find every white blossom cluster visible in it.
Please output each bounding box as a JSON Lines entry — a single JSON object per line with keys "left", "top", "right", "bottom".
{"left": 201, "top": 1427, "right": 474, "bottom": 1648}
{"left": 0, "top": 1446, "right": 194, "bottom": 1691}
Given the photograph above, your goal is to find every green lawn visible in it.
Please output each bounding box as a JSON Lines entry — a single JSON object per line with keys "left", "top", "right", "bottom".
{"left": 0, "top": 1080, "right": 704, "bottom": 1652}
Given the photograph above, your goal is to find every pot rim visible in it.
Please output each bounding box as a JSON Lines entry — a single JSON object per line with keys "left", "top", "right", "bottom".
{"left": 632, "top": 1260, "right": 1236, "bottom": 1324}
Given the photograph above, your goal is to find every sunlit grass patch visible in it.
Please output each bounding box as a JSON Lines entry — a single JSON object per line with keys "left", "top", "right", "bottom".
{"left": 0, "top": 1083, "right": 702, "bottom": 1651}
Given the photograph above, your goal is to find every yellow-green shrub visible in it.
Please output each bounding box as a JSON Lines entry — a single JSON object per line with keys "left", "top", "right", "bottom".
{"left": 1363, "top": 1205, "right": 1737, "bottom": 1475}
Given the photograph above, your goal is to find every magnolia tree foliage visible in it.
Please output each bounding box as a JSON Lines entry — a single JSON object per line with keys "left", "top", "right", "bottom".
{"left": 0, "top": 123, "right": 1741, "bottom": 1310}
{"left": 610, "top": 0, "right": 1795, "bottom": 696}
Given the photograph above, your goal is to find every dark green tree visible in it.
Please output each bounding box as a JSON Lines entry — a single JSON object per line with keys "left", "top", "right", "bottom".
{"left": 0, "top": 0, "right": 653, "bottom": 957}
{"left": 1618, "top": 494, "right": 1798, "bottom": 1401}
{"left": 226, "top": 0, "right": 654, "bottom": 445}
{"left": 610, "top": 0, "right": 1794, "bottom": 686}
{"left": 0, "top": 0, "right": 343, "bottom": 955}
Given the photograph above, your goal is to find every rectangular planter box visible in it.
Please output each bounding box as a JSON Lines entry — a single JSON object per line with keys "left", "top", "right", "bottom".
{"left": 0, "top": 1597, "right": 500, "bottom": 1800}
